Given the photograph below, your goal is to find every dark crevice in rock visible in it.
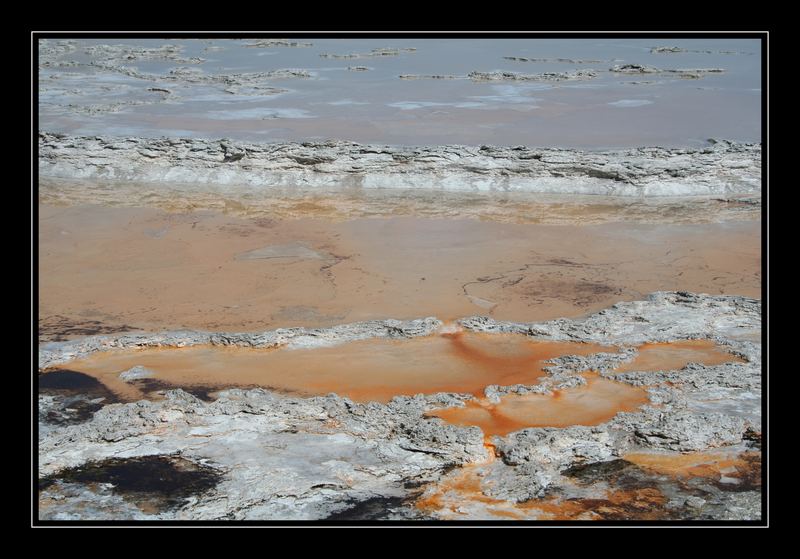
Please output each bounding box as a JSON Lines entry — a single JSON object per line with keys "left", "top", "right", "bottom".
{"left": 131, "top": 378, "right": 219, "bottom": 402}
{"left": 39, "top": 455, "right": 223, "bottom": 512}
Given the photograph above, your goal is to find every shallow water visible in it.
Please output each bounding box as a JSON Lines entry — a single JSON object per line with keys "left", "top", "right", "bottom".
{"left": 614, "top": 339, "right": 743, "bottom": 372}
{"left": 39, "top": 37, "right": 761, "bottom": 147}
{"left": 47, "top": 332, "right": 613, "bottom": 403}
{"left": 38, "top": 204, "right": 762, "bottom": 337}
{"left": 427, "top": 373, "right": 649, "bottom": 436}
{"left": 40, "top": 177, "right": 763, "bottom": 225}
{"left": 426, "top": 339, "right": 743, "bottom": 435}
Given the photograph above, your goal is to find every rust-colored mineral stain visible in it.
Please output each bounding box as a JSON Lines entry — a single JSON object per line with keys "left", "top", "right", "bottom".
{"left": 415, "top": 466, "right": 495, "bottom": 513}
{"left": 414, "top": 454, "right": 526, "bottom": 520}
{"left": 53, "top": 333, "right": 612, "bottom": 404}
{"left": 616, "top": 339, "right": 744, "bottom": 372}
{"left": 428, "top": 373, "right": 649, "bottom": 436}
{"left": 520, "top": 487, "right": 669, "bottom": 521}
{"left": 414, "top": 442, "right": 671, "bottom": 520}
{"left": 516, "top": 497, "right": 594, "bottom": 520}
{"left": 442, "top": 331, "right": 611, "bottom": 388}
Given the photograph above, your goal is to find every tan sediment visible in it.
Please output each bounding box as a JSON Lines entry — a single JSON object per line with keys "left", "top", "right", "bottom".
{"left": 427, "top": 373, "right": 649, "bottom": 436}
{"left": 615, "top": 339, "right": 745, "bottom": 372}
{"left": 50, "top": 333, "right": 612, "bottom": 404}
{"left": 39, "top": 204, "right": 761, "bottom": 338}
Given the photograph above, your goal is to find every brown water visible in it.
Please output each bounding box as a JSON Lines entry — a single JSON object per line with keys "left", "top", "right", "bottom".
{"left": 615, "top": 339, "right": 743, "bottom": 372}
{"left": 40, "top": 178, "right": 762, "bottom": 226}
{"left": 52, "top": 332, "right": 613, "bottom": 403}
{"left": 39, "top": 204, "right": 762, "bottom": 340}
{"left": 427, "top": 338, "right": 742, "bottom": 435}
{"left": 427, "top": 373, "right": 649, "bottom": 436}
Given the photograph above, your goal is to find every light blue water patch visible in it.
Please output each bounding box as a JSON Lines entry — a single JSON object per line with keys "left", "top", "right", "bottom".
{"left": 608, "top": 99, "right": 654, "bottom": 108}
{"left": 324, "top": 100, "right": 371, "bottom": 106}
{"left": 205, "top": 107, "right": 314, "bottom": 119}
{"left": 468, "top": 83, "right": 549, "bottom": 104}
{"left": 180, "top": 90, "right": 290, "bottom": 102}
{"left": 561, "top": 82, "right": 610, "bottom": 90}
{"left": 388, "top": 101, "right": 485, "bottom": 110}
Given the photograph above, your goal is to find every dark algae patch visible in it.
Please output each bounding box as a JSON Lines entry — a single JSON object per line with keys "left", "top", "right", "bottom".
{"left": 39, "top": 369, "right": 108, "bottom": 392}
{"left": 39, "top": 315, "right": 135, "bottom": 342}
{"left": 38, "top": 369, "right": 121, "bottom": 425}
{"left": 39, "top": 455, "right": 223, "bottom": 512}
{"left": 557, "top": 452, "right": 763, "bottom": 520}
{"left": 132, "top": 378, "right": 296, "bottom": 401}
{"left": 42, "top": 396, "right": 105, "bottom": 425}
{"left": 323, "top": 496, "right": 410, "bottom": 520}
{"left": 563, "top": 459, "right": 653, "bottom": 488}
{"left": 555, "top": 460, "right": 678, "bottom": 520}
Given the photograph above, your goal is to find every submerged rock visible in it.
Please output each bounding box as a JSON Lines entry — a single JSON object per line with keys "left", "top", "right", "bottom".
{"left": 611, "top": 63, "right": 663, "bottom": 74}
{"left": 468, "top": 69, "right": 598, "bottom": 82}
{"left": 611, "top": 63, "right": 726, "bottom": 80}
{"left": 319, "top": 47, "right": 416, "bottom": 59}
{"left": 243, "top": 39, "right": 313, "bottom": 48}
{"left": 503, "top": 56, "right": 603, "bottom": 63}
{"left": 119, "top": 366, "right": 156, "bottom": 382}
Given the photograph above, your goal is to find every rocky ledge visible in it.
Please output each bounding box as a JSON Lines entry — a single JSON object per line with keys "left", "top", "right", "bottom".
{"left": 38, "top": 293, "right": 763, "bottom": 521}
{"left": 39, "top": 133, "right": 761, "bottom": 197}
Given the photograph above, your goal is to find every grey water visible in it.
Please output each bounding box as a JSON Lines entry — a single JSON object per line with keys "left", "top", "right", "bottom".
{"left": 38, "top": 37, "right": 761, "bottom": 148}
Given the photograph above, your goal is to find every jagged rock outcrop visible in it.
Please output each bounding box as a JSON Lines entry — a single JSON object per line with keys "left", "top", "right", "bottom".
{"left": 39, "top": 133, "right": 761, "bottom": 197}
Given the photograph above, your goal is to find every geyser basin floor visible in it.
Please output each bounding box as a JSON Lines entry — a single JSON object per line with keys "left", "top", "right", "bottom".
{"left": 44, "top": 332, "right": 612, "bottom": 403}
